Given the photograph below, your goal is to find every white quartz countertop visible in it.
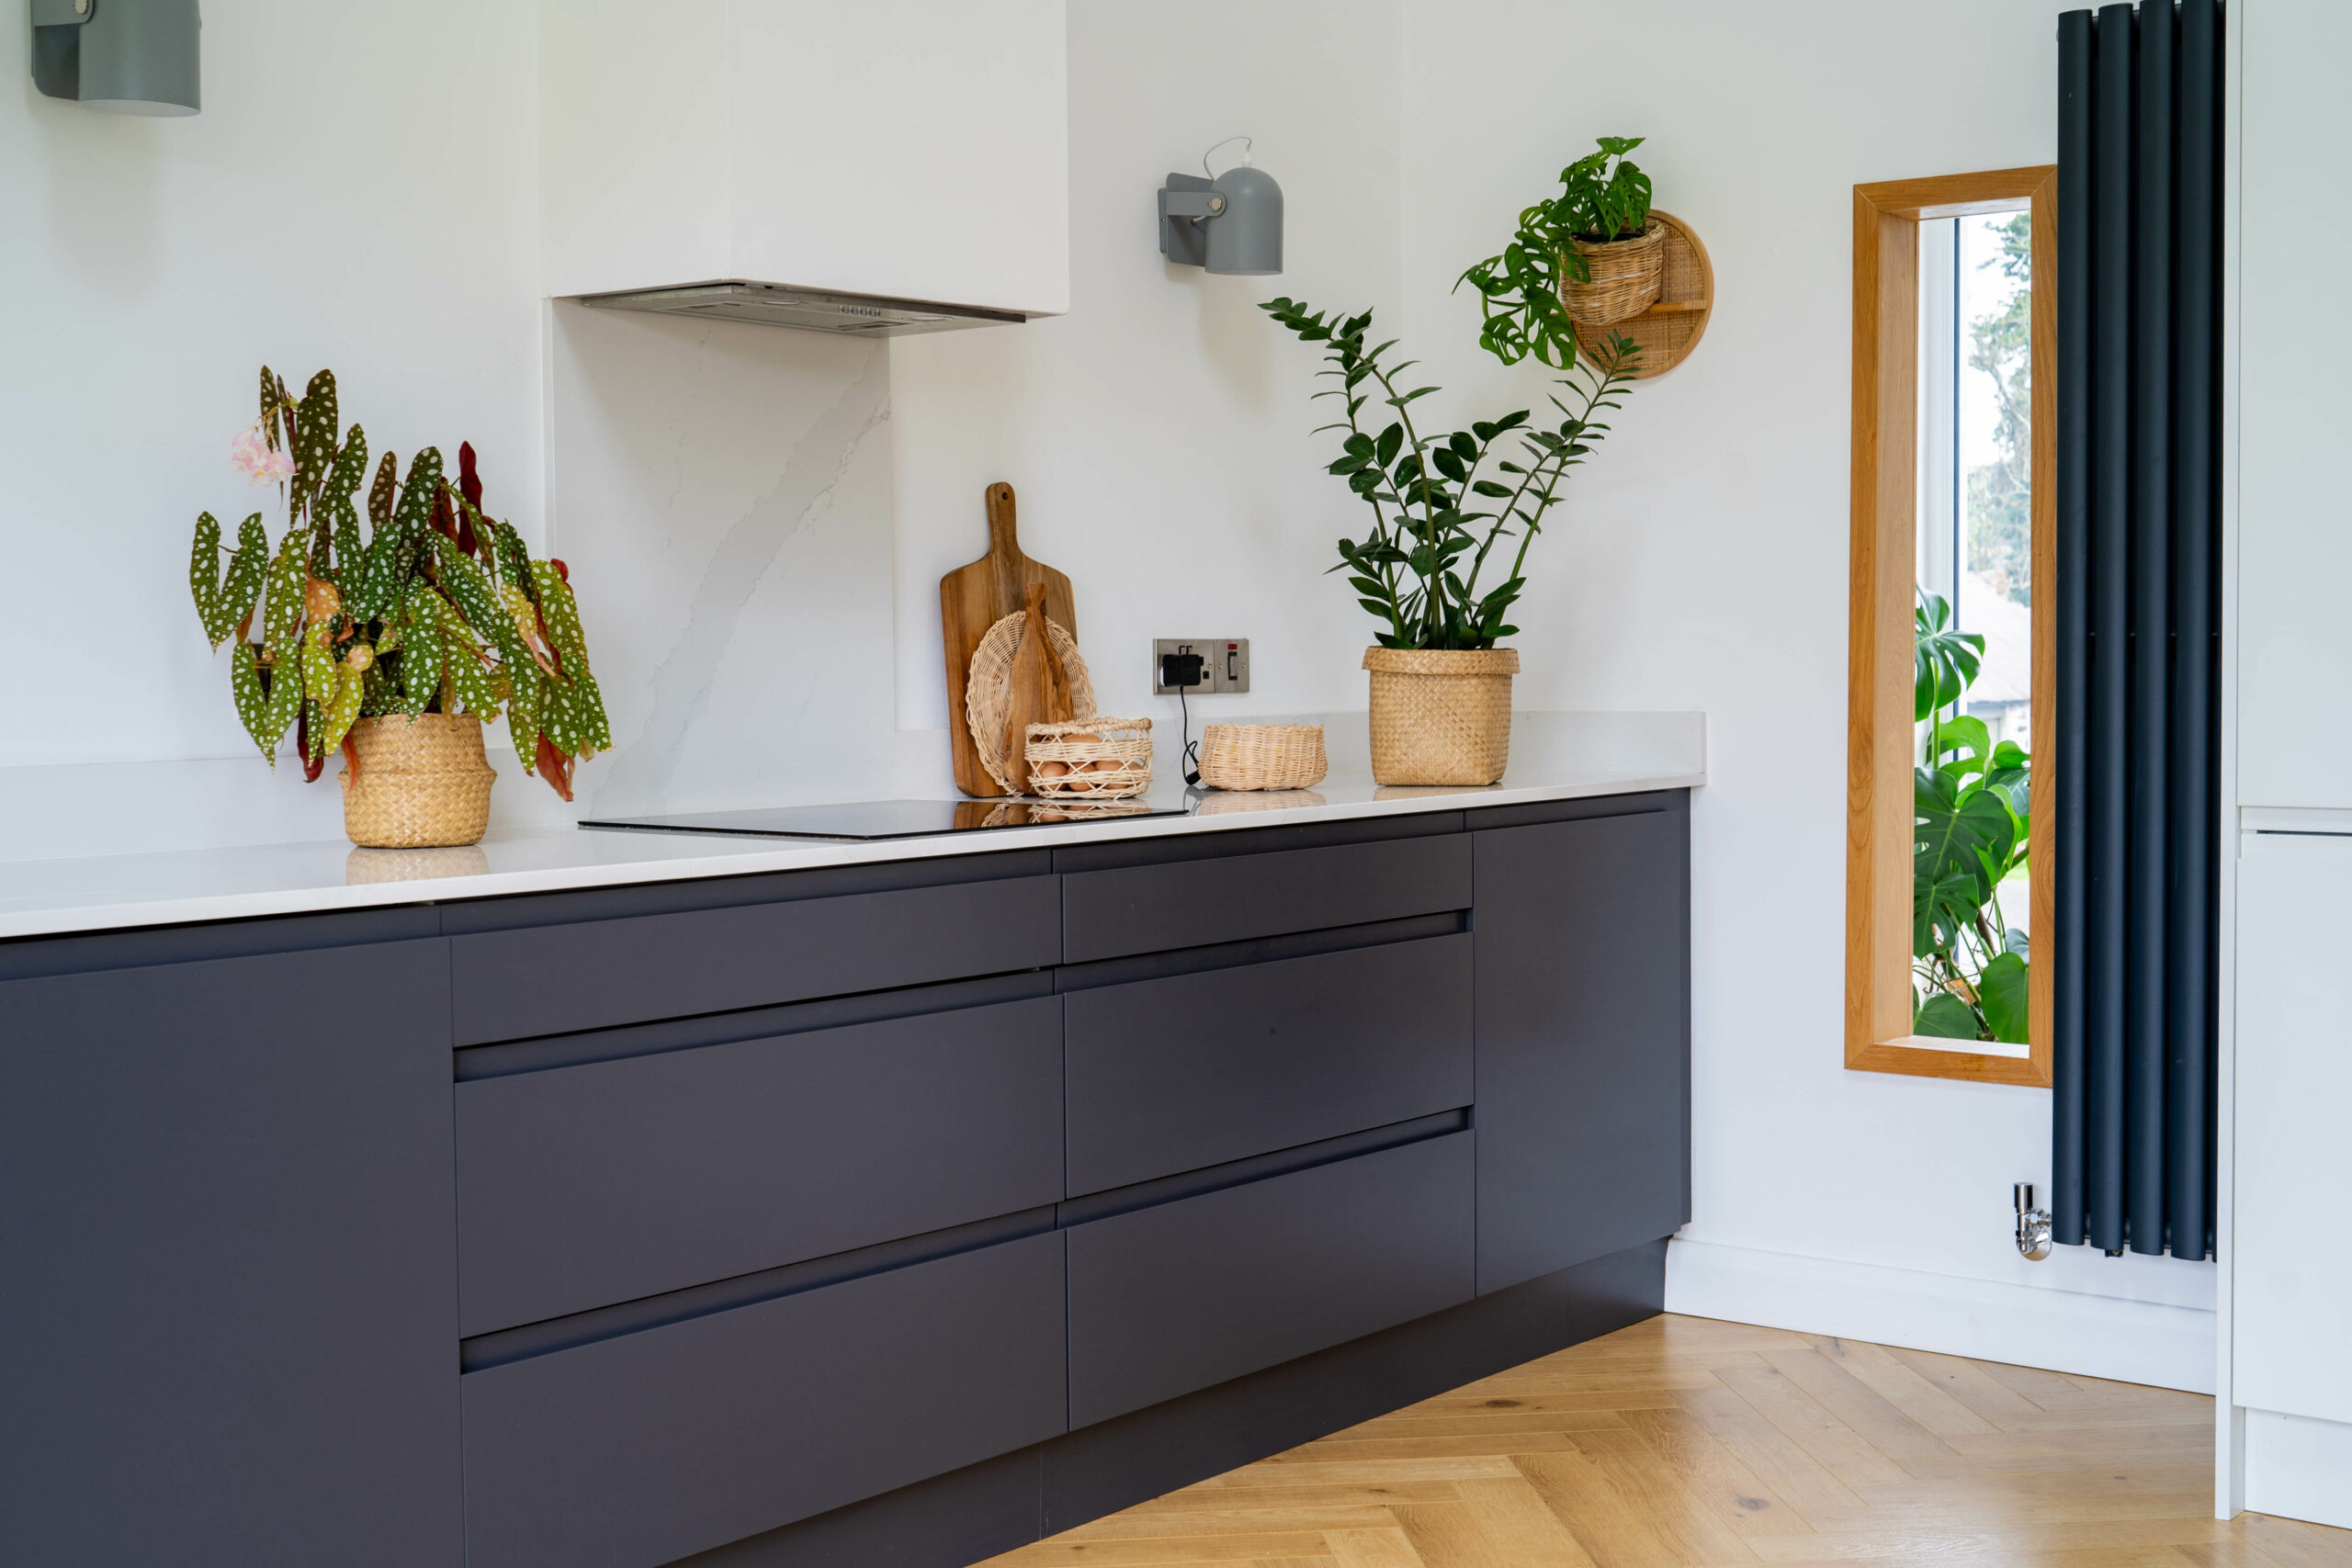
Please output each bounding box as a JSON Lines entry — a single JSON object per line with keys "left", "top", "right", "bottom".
{"left": 0, "top": 713, "right": 1702, "bottom": 941}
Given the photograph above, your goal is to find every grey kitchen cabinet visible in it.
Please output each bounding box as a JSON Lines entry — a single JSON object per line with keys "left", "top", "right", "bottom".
{"left": 0, "top": 791, "right": 1690, "bottom": 1568}
{"left": 457, "top": 993, "right": 1065, "bottom": 1334}
{"left": 0, "top": 940, "right": 462, "bottom": 1568}
{"left": 1470, "top": 795, "right": 1692, "bottom": 1296}
{"left": 460, "top": 1229, "right": 1069, "bottom": 1568}
{"left": 1062, "top": 934, "right": 1472, "bottom": 1194}
{"left": 446, "top": 858, "right": 1059, "bottom": 1043}
{"left": 1066, "top": 1131, "right": 1476, "bottom": 1428}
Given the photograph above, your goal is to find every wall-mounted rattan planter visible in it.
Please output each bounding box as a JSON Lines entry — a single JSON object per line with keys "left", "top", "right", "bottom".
{"left": 1363, "top": 647, "right": 1520, "bottom": 786}
{"left": 1566, "top": 210, "right": 1713, "bottom": 379}
{"left": 1562, "top": 224, "right": 1668, "bottom": 324}
{"left": 338, "top": 712, "right": 496, "bottom": 848}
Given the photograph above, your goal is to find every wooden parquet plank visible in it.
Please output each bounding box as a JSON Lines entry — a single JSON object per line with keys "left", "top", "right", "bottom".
{"left": 1616, "top": 1404, "right": 1821, "bottom": 1540}
{"left": 1671, "top": 1383, "right": 1876, "bottom": 1528}
{"left": 1884, "top": 1346, "right": 2060, "bottom": 1427}
{"left": 1513, "top": 1448, "right": 1758, "bottom": 1568}
{"left": 1567, "top": 1427, "right": 1780, "bottom": 1562}
{"left": 975, "top": 1318, "right": 2352, "bottom": 1568}
{"left": 1754, "top": 1346, "right": 1965, "bottom": 1472}
{"left": 1321, "top": 1528, "right": 1430, "bottom": 1568}
{"left": 1712, "top": 1366, "right": 1915, "bottom": 1489}
{"left": 1806, "top": 1337, "right": 2000, "bottom": 1438}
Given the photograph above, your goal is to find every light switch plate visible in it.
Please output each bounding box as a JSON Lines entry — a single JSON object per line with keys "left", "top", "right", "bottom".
{"left": 1153, "top": 637, "right": 1250, "bottom": 695}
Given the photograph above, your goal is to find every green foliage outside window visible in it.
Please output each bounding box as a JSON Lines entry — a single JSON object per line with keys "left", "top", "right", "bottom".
{"left": 1913, "top": 591, "right": 2031, "bottom": 1043}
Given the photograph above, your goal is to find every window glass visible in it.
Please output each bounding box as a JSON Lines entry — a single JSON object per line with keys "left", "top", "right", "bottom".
{"left": 1914, "top": 209, "right": 2033, "bottom": 1043}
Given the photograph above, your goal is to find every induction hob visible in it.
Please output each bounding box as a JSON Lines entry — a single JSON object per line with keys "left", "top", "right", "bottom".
{"left": 579, "top": 797, "right": 1189, "bottom": 842}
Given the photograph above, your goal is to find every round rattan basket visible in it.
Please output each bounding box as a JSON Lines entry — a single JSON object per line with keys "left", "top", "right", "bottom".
{"left": 1561, "top": 223, "right": 1667, "bottom": 325}
{"left": 1198, "top": 724, "right": 1328, "bottom": 792}
{"left": 338, "top": 712, "right": 496, "bottom": 848}
{"left": 1570, "top": 210, "right": 1712, "bottom": 378}
{"left": 1025, "top": 716, "right": 1152, "bottom": 801}
{"left": 965, "top": 612, "right": 1098, "bottom": 794}
{"left": 1363, "top": 648, "right": 1520, "bottom": 786}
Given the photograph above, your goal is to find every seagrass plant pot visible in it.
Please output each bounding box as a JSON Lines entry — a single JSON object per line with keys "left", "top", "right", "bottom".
{"left": 1363, "top": 648, "right": 1521, "bottom": 786}
{"left": 338, "top": 712, "right": 496, "bottom": 848}
{"left": 1561, "top": 224, "right": 1666, "bottom": 325}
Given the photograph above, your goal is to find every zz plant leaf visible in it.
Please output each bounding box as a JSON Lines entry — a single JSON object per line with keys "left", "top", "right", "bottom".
{"left": 1261, "top": 297, "right": 1639, "bottom": 650}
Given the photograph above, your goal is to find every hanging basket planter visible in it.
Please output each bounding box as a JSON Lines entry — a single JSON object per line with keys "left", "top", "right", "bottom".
{"left": 1560, "top": 224, "right": 1668, "bottom": 325}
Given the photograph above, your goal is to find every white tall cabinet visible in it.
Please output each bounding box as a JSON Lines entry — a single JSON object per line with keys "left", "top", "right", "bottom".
{"left": 2222, "top": 0, "right": 2352, "bottom": 1532}
{"left": 538, "top": 0, "right": 1070, "bottom": 315}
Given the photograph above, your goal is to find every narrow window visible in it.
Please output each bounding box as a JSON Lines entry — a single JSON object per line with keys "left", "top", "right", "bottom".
{"left": 1848, "top": 170, "right": 2054, "bottom": 1087}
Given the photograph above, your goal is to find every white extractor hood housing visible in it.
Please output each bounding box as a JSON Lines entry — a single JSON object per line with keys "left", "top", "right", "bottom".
{"left": 541, "top": 2, "right": 1069, "bottom": 333}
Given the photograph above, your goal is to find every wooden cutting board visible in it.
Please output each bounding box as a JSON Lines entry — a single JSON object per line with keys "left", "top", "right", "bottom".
{"left": 941, "top": 482, "right": 1076, "bottom": 797}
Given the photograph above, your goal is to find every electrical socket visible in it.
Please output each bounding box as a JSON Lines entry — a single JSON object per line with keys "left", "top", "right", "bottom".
{"left": 1153, "top": 637, "right": 1250, "bottom": 695}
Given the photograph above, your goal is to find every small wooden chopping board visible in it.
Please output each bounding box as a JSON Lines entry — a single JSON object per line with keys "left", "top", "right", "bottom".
{"left": 941, "top": 482, "right": 1077, "bottom": 797}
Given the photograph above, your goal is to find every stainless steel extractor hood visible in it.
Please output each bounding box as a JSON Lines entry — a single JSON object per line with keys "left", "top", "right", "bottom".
{"left": 576, "top": 281, "right": 1027, "bottom": 337}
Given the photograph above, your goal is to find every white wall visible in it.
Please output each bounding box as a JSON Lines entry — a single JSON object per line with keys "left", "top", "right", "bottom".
{"left": 1391, "top": 0, "right": 2213, "bottom": 1390}
{"left": 889, "top": 0, "right": 1404, "bottom": 730}
{"left": 0, "top": 2, "right": 546, "bottom": 854}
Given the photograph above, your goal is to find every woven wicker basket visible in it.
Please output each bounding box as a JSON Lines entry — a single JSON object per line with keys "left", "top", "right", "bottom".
{"left": 338, "top": 713, "right": 496, "bottom": 848}
{"left": 966, "top": 612, "right": 1098, "bottom": 794}
{"left": 1026, "top": 716, "right": 1152, "bottom": 800}
{"left": 1198, "top": 724, "right": 1328, "bottom": 792}
{"left": 1363, "top": 647, "right": 1520, "bottom": 786}
{"left": 1561, "top": 224, "right": 1667, "bottom": 325}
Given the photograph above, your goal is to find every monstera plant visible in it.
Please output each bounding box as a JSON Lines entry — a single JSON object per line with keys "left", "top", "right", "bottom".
{"left": 1913, "top": 591, "right": 2031, "bottom": 1042}
{"left": 188, "top": 367, "right": 609, "bottom": 799}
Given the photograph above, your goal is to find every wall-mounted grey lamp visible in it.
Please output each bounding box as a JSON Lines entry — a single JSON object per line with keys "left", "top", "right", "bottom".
{"left": 30, "top": 0, "right": 201, "bottom": 116}
{"left": 1159, "top": 137, "right": 1283, "bottom": 276}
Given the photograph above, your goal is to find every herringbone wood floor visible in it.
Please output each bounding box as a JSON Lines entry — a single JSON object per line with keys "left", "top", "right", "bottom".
{"left": 980, "top": 1314, "right": 2352, "bottom": 1567}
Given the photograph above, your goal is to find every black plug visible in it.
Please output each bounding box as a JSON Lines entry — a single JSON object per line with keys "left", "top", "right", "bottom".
{"left": 1160, "top": 650, "right": 1205, "bottom": 689}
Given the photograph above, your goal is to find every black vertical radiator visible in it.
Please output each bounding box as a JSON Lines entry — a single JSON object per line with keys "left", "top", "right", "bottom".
{"left": 2052, "top": 0, "right": 2222, "bottom": 1260}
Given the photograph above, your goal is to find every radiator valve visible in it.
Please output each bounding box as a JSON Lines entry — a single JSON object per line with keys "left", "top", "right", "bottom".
{"left": 2015, "top": 1182, "right": 2052, "bottom": 1261}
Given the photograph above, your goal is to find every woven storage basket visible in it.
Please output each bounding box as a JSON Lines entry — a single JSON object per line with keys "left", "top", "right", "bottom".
{"left": 1025, "top": 716, "right": 1151, "bottom": 800}
{"left": 1363, "top": 647, "right": 1520, "bottom": 786}
{"left": 966, "top": 612, "right": 1098, "bottom": 794}
{"left": 1561, "top": 224, "right": 1667, "bottom": 325}
{"left": 338, "top": 712, "right": 496, "bottom": 848}
{"left": 1198, "top": 724, "right": 1328, "bottom": 791}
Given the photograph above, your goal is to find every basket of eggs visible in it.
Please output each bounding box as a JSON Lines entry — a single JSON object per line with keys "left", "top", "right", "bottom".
{"left": 1025, "top": 716, "right": 1152, "bottom": 800}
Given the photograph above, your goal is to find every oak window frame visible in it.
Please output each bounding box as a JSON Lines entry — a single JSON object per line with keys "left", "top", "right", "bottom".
{"left": 1847, "top": 167, "right": 2057, "bottom": 1088}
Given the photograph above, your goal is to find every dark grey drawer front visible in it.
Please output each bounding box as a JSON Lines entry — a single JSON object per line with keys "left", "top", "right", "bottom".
{"left": 461, "top": 1231, "right": 1067, "bottom": 1568}
{"left": 457, "top": 997, "right": 1065, "bottom": 1336}
{"left": 1066, "top": 1132, "right": 1474, "bottom": 1429}
{"left": 1061, "top": 835, "right": 1470, "bottom": 963}
{"left": 449, "top": 874, "right": 1059, "bottom": 1043}
{"left": 1065, "top": 936, "right": 1471, "bottom": 1195}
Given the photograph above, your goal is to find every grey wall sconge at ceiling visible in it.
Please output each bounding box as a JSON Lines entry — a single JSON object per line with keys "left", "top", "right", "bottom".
{"left": 29, "top": 0, "right": 200, "bottom": 117}
{"left": 1159, "top": 137, "right": 1283, "bottom": 276}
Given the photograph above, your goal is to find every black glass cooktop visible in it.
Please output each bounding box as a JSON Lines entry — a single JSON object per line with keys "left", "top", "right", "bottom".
{"left": 579, "top": 797, "right": 1188, "bottom": 842}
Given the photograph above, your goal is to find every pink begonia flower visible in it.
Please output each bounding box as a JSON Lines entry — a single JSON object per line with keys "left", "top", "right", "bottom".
{"left": 231, "top": 424, "right": 295, "bottom": 483}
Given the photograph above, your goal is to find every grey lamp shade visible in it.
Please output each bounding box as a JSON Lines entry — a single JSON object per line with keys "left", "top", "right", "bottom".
{"left": 1204, "top": 165, "right": 1283, "bottom": 276}
{"left": 30, "top": 0, "right": 202, "bottom": 117}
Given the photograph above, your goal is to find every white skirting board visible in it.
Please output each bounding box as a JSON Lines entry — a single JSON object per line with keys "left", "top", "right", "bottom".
{"left": 2245, "top": 1409, "right": 2352, "bottom": 1531}
{"left": 1666, "top": 1238, "right": 2216, "bottom": 1394}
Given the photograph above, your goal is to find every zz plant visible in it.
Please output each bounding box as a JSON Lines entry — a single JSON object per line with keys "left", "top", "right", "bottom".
{"left": 1457, "top": 136, "right": 1655, "bottom": 369}
{"left": 1260, "top": 299, "right": 1638, "bottom": 649}
{"left": 1913, "top": 591, "right": 2031, "bottom": 1042}
{"left": 189, "top": 367, "right": 610, "bottom": 799}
